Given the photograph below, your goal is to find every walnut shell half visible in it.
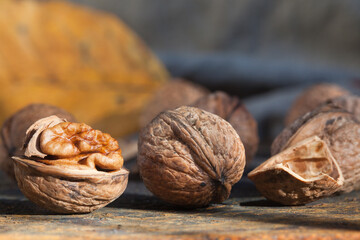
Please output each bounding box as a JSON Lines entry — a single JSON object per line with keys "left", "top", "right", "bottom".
{"left": 250, "top": 101, "right": 360, "bottom": 205}
{"left": 13, "top": 157, "right": 128, "bottom": 214}
{"left": 13, "top": 115, "right": 128, "bottom": 213}
{"left": 274, "top": 104, "right": 360, "bottom": 193}
{"left": 138, "top": 106, "right": 245, "bottom": 207}
{"left": 248, "top": 136, "right": 344, "bottom": 205}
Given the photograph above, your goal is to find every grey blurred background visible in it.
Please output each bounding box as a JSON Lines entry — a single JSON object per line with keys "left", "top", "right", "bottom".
{"left": 71, "top": 0, "right": 360, "bottom": 154}
{"left": 70, "top": 1, "right": 360, "bottom": 90}
{"left": 71, "top": 0, "right": 360, "bottom": 82}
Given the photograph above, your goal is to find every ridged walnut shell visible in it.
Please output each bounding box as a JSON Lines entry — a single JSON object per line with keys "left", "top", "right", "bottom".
{"left": 138, "top": 106, "right": 245, "bottom": 207}
{"left": 249, "top": 102, "right": 360, "bottom": 205}
{"left": 273, "top": 101, "right": 360, "bottom": 193}
{"left": 285, "top": 83, "right": 349, "bottom": 125}
{"left": 13, "top": 157, "right": 128, "bottom": 214}
{"left": 139, "top": 79, "right": 209, "bottom": 128}
{"left": 192, "top": 91, "right": 258, "bottom": 162}
{"left": 0, "top": 104, "right": 76, "bottom": 179}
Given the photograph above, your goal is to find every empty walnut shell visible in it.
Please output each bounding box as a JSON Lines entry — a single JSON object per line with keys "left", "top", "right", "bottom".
{"left": 249, "top": 103, "right": 360, "bottom": 205}
{"left": 285, "top": 83, "right": 349, "bottom": 125}
{"left": 138, "top": 106, "right": 246, "bottom": 207}
{"left": 274, "top": 103, "right": 360, "bottom": 193}
{"left": 248, "top": 136, "right": 344, "bottom": 205}
{"left": 139, "top": 78, "right": 209, "bottom": 128}
{"left": 192, "top": 91, "right": 259, "bottom": 162}
{"left": 13, "top": 116, "right": 128, "bottom": 213}
{"left": 0, "top": 104, "right": 76, "bottom": 179}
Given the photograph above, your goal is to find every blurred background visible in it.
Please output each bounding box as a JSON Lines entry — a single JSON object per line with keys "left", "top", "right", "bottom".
{"left": 72, "top": 0, "right": 360, "bottom": 86}
{"left": 69, "top": 0, "right": 360, "bottom": 153}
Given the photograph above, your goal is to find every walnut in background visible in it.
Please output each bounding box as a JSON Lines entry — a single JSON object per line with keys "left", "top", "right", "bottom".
{"left": 139, "top": 78, "right": 209, "bottom": 128}
{"left": 0, "top": 104, "right": 76, "bottom": 179}
{"left": 192, "top": 91, "right": 258, "bottom": 162}
{"left": 285, "top": 83, "right": 349, "bottom": 125}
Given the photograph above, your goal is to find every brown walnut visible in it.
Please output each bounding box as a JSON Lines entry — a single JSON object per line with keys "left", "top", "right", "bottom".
{"left": 249, "top": 101, "right": 360, "bottom": 205}
{"left": 139, "top": 78, "right": 209, "bottom": 128}
{"left": 324, "top": 94, "right": 360, "bottom": 121}
{"left": 285, "top": 83, "right": 349, "bottom": 125}
{"left": 0, "top": 104, "right": 76, "bottom": 179}
{"left": 138, "top": 106, "right": 246, "bottom": 207}
{"left": 13, "top": 115, "right": 128, "bottom": 213}
{"left": 192, "top": 91, "right": 259, "bottom": 162}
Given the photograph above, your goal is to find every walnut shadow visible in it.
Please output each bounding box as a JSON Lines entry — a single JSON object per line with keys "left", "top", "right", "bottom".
{"left": 234, "top": 191, "right": 360, "bottom": 231}
{"left": 109, "top": 190, "right": 360, "bottom": 231}
{"left": 228, "top": 208, "right": 360, "bottom": 231}
{"left": 0, "top": 198, "right": 54, "bottom": 215}
{"left": 240, "top": 199, "right": 285, "bottom": 207}
{"left": 108, "top": 193, "right": 228, "bottom": 214}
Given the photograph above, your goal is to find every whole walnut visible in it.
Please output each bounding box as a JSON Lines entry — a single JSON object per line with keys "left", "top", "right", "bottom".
{"left": 138, "top": 106, "right": 246, "bottom": 207}
{"left": 285, "top": 83, "right": 349, "bottom": 125}
{"left": 139, "top": 78, "right": 209, "bottom": 128}
{"left": 192, "top": 91, "right": 258, "bottom": 162}
{"left": 0, "top": 104, "right": 76, "bottom": 179}
{"left": 13, "top": 115, "right": 128, "bottom": 213}
{"left": 249, "top": 100, "right": 360, "bottom": 205}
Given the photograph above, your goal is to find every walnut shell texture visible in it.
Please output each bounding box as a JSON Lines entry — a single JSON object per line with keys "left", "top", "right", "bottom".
{"left": 324, "top": 95, "right": 360, "bottom": 121}
{"left": 248, "top": 136, "right": 344, "bottom": 205}
{"left": 192, "top": 91, "right": 258, "bottom": 162}
{"left": 139, "top": 79, "right": 209, "bottom": 128}
{"left": 279, "top": 109, "right": 360, "bottom": 193}
{"left": 253, "top": 101, "right": 360, "bottom": 205}
{"left": 0, "top": 104, "right": 76, "bottom": 179}
{"left": 13, "top": 157, "right": 128, "bottom": 214}
{"left": 285, "top": 83, "right": 349, "bottom": 125}
{"left": 138, "top": 106, "right": 245, "bottom": 207}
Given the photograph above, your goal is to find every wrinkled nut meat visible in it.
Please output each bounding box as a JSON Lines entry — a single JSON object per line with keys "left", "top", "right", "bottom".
{"left": 285, "top": 83, "right": 349, "bottom": 125}
{"left": 138, "top": 106, "right": 246, "bottom": 207}
{"left": 249, "top": 102, "right": 360, "bottom": 205}
{"left": 0, "top": 104, "right": 76, "bottom": 179}
{"left": 192, "top": 91, "right": 259, "bottom": 162}
{"left": 13, "top": 115, "right": 128, "bottom": 213}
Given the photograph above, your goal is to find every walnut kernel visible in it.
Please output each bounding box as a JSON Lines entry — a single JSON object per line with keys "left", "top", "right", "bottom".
{"left": 13, "top": 115, "right": 128, "bottom": 213}
{"left": 0, "top": 104, "right": 76, "bottom": 179}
